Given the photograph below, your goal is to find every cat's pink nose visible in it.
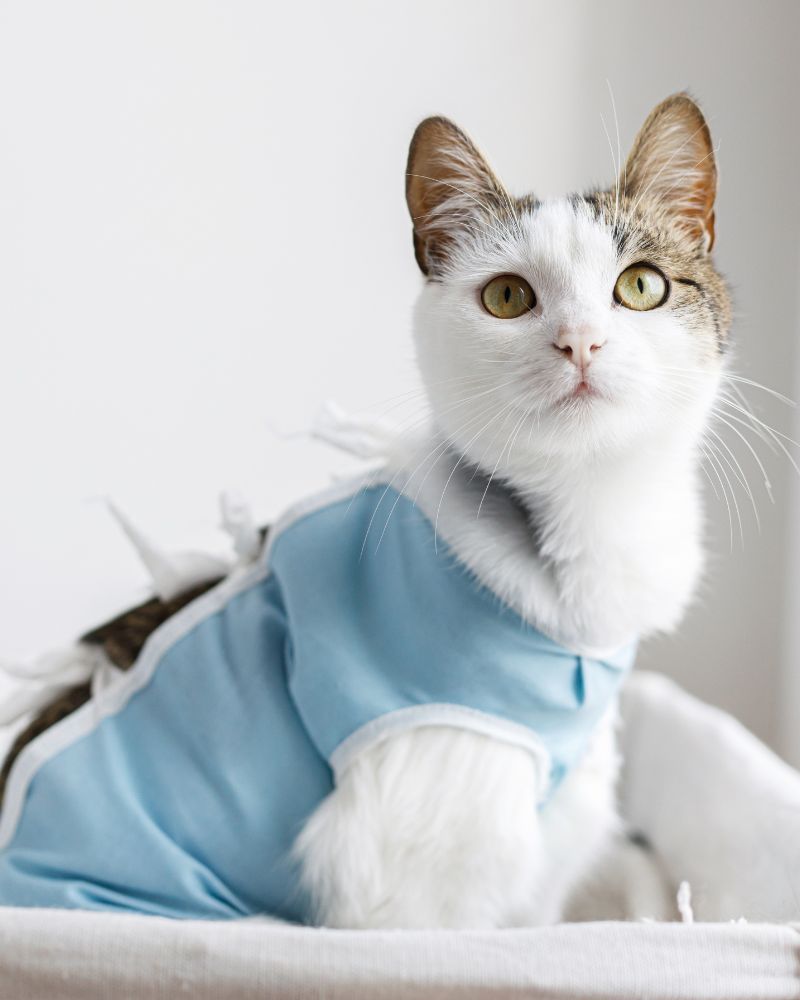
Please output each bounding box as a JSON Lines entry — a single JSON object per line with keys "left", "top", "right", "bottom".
{"left": 555, "top": 327, "right": 607, "bottom": 370}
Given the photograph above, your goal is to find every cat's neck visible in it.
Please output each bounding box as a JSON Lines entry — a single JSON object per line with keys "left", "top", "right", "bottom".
{"left": 513, "top": 430, "right": 702, "bottom": 562}
{"left": 388, "top": 426, "right": 705, "bottom": 652}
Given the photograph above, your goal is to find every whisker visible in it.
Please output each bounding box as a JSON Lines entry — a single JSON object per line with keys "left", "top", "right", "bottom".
{"left": 371, "top": 393, "right": 517, "bottom": 555}
{"left": 720, "top": 398, "right": 800, "bottom": 477}
{"left": 660, "top": 366, "right": 795, "bottom": 408}
{"left": 715, "top": 400, "right": 779, "bottom": 461}
{"left": 476, "top": 405, "right": 530, "bottom": 520}
{"left": 700, "top": 439, "right": 736, "bottom": 551}
{"left": 356, "top": 396, "right": 501, "bottom": 559}
{"left": 705, "top": 425, "right": 760, "bottom": 531}
{"left": 709, "top": 406, "right": 775, "bottom": 501}
{"left": 607, "top": 79, "right": 625, "bottom": 201}
{"left": 600, "top": 111, "right": 619, "bottom": 232}
{"left": 432, "top": 398, "right": 521, "bottom": 550}
{"left": 706, "top": 435, "right": 745, "bottom": 547}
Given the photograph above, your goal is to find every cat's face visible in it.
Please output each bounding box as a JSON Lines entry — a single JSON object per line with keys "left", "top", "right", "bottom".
{"left": 406, "top": 95, "right": 731, "bottom": 474}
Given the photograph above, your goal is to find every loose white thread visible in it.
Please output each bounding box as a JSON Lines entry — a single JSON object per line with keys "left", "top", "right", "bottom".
{"left": 311, "top": 399, "right": 398, "bottom": 460}
{"left": 677, "top": 880, "right": 694, "bottom": 924}
{"left": 107, "top": 499, "right": 232, "bottom": 602}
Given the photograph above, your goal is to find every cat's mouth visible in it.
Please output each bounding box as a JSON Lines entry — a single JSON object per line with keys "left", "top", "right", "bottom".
{"left": 558, "top": 379, "right": 605, "bottom": 404}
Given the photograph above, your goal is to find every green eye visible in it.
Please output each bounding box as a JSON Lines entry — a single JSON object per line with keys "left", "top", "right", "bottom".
{"left": 481, "top": 275, "right": 536, "bottom": 319}
{"left": 614, "top": 264, "right": 668, "bottom": 311}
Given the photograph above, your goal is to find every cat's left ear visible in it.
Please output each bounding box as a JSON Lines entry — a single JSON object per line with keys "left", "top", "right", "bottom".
{"left": 622, "top": 93, "right": 717, "bottom": 252}
{"left": 406, "top": 117, "right": 510, "bottom": 276}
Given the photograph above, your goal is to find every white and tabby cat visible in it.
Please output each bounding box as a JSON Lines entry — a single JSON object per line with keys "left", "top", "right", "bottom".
{"left": 0, "top": 94, "right": 730, "bottom": 931}
{"left": 295, "top": 93, "right": 730, "bottom": 928}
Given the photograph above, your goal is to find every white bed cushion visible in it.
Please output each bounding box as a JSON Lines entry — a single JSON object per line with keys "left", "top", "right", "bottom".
{"left": 0, "top": 908, "right": 797, "bottom": 1000}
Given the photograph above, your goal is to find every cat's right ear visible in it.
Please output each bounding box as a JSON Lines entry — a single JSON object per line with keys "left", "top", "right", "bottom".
{"left": 406, "top": 117, "right": 508, "bottom": 276}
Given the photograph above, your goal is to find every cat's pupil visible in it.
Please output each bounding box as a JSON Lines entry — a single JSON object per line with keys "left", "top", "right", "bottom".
{"left": 504, "top": 285, "right": 511, "bottom": 303}
{"left": 637, "top": 276, "right": 644, "bottom": 294}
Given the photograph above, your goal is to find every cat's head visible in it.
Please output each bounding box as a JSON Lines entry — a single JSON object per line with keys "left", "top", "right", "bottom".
{"left": 406, "top": 94, "right": 731, "bottom": 477}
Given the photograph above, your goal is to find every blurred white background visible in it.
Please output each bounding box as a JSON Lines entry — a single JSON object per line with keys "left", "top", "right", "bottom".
{"left": 1, "top": 1, "right": 799, "bottom": 760}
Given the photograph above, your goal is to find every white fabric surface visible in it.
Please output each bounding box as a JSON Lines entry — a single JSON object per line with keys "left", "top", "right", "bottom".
{"left": 0, "top": 909, "right": 796, "bottom": 1000}
{"left": 0, "top": 671, "right": 797, "bottom": 998}
{"left": 621, "top": 671, "right": 800, "bottom": 922}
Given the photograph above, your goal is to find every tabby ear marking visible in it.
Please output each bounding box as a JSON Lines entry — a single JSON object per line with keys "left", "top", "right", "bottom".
{"left": 623, "top": 93, "right": 717, "bottom": 252}
{"left": 406, "top": 117, "right": 510, "bottom": 274}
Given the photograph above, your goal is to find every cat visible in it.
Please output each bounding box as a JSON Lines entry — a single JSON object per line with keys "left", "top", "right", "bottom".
{"left": 293, "top": 92, "right": 730, "bottom": 928}
{"left": 0, "top": 93, "right": 730, "bottom": 929}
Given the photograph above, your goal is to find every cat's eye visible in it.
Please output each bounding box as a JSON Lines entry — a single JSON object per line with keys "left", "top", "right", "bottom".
{"left": 481, "top": 275, "right": 536, "bottom": 319}
{"left": 614, "top": 264, "right": 668, "bottom": 311}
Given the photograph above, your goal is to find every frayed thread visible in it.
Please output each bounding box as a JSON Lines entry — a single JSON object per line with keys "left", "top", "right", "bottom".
{"left": 677, "top": 880, "right": 694, "bottom": 924}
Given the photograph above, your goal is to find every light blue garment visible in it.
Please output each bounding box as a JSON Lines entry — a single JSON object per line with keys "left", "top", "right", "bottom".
{"left": 0, "top": 483, "right": 635, "bottom": 920}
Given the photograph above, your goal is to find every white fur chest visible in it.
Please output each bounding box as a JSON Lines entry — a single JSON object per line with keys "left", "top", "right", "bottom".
{"left": 384, "top": 431, "right": 705, "bottom": 653}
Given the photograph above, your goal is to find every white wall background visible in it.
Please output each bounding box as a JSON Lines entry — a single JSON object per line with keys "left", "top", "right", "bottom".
{"left": 1, "top": 1, "right": 799, "bottom": 757}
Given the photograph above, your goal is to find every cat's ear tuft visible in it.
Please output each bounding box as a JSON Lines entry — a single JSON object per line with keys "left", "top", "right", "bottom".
{"left": 622, "top": 93, "right": 717, "bottom": 252}
{"left": 406, "top": 117, "right": 509, "bottom": 275}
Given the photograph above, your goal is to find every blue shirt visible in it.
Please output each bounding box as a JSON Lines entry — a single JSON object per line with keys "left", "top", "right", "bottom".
{"left": 0, "top": 481, "right": 635, "bottom": 920}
